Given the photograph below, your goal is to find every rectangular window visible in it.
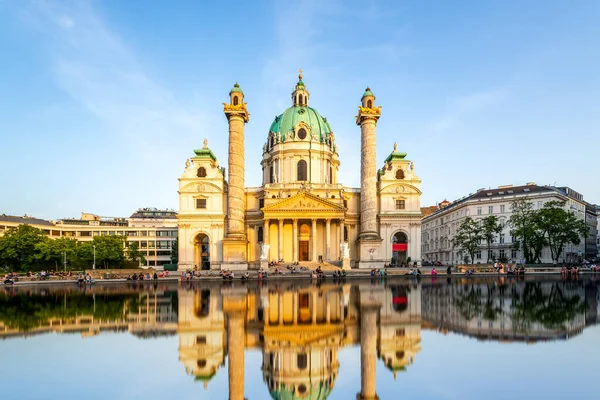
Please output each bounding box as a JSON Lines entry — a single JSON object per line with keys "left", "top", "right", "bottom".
{"left": 500, "top": 205, "right": 505, "bottom": 213}
{"left": 511, "top": 249, "right": 517, "bottom": 259}
{"left": 488, "top": 206, "right": 493, "bottom": 214}
{"left": 477, "top": 207, "right": 482, "bottom": 215}
{"left": 499, "top": 249, "right": 506, "bottom": 259}
{"left": 259, "top": 199, "right": 265, "bottom": 209}
{"left": 141, "top": 231, "right": 147, "bottom": 237}
{"left": 475, "top": 251, "right": 481, "bottom": 259}
{"left": 395, "top": 200, "right": 405, "bottom": 210}
{"left": 196, "top": 336, "right": 207, "bottom": 345}
{"left": 395, "top": 328, "right": 405, "bottom": 337}
{"left": 196, "top": 199, "right": 207, "bottom": 209}
{"left": 499, "top": 234, "right": 505, "bottom": 244}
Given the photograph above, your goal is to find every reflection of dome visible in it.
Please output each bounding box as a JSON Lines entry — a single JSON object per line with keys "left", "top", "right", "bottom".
{"left": 269, "top": 106, "right": 333, "bottom": 143}
{"left": 270, "top": 382, "right": 331, "bottom": 400}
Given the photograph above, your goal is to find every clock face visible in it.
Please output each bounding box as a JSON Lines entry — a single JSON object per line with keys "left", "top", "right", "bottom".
{"left": 297, "top": 128, "right": 307, "bottom": 140}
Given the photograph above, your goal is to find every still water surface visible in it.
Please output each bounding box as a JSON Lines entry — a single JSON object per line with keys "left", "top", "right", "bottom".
{"left": 0, "top": 277, "right": 599, "bottom": 400}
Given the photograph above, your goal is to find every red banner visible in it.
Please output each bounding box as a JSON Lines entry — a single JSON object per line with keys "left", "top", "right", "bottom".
{"left": 392, "top": 243, "right": 407, "bottom": 251}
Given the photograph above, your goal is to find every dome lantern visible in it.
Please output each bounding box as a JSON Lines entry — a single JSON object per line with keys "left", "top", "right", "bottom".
{"left": 292, "top": 69, "right": 310, "bottom": 107}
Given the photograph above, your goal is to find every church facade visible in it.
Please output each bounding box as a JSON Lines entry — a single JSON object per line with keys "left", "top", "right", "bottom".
{"left": 177, "top": 74, "right": 422, "bottom": 270}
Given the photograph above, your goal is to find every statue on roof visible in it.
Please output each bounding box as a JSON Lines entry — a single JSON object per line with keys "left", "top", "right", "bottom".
{"left": 394, "top": 142, "right": 397, "bottom": 151}
{"left": 203, "top": 138, "right": 208, "bottom": 149}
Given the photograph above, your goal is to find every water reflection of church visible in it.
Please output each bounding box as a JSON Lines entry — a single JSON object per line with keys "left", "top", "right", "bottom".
{"left": 178, "top": 283, "right": 422, "bottom": 400}
{"left": 0, "top": 279, "right": 598, "bottom": 399}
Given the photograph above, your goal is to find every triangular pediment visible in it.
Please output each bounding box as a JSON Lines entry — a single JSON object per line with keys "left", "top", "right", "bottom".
{"left": 263, "top": 192, "right": 346, "bottom": 212}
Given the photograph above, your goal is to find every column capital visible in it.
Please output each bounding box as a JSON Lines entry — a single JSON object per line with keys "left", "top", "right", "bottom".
{"left": 292, "top": 218, "right": 298, "bottom": 223}
{"left": 325, "top": 218, "right": 331, "bottom": 223}
{"left": 278, "top": 219, "right": 284, "bottom": 226}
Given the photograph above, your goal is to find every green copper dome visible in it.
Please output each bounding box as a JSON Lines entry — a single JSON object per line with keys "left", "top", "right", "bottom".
{"left": 229, "top": 82, "right": 243, "bottom": 95}
{"left": 362, "top": 87, "right": 374, "bottom": 98}
{"left": 269, "top": 106, "right": 332, "bottom": 143}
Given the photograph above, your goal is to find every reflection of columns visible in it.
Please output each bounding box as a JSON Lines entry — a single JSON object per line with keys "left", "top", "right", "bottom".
{"left": 311, "top": 218, "right": 317, "bottom": 261}
{"left": 264, "top": 219, "right": 270, "bottom": 260}
{"left": 223, "top": 289, "right": 247, "bottom": 400}
{"left": 293, "top": 294, "right": 298, "bottom": 324}
{"left": 292, "top": 219, "right": 298, "bottom": 262}
{"left": 326, "top": 294, "right": 331, "bottom": 323}
{"left": 278, "top": 295, "right": 284, "bottom": 325}
{"left": 312, "top": 292, "right": 317, "bottom": 323}
{"left": 326, "top": 219, "right": 331, "bottom": 261}
{"left": 278, "top": 219, "right": 284, "bottom": 261}
{"left": 358, "top": 306, "right": 379, "bottom": 400}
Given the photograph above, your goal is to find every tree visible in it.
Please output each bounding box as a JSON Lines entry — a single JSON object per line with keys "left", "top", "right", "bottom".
{"left": 509, "top": 200, "right": 546, "bottom": 264}
{"left": 170, "top": 237, "right": 178, "bottom": 264}
{"left": 127, "top": 241, "right": 146, "bottom": 266}
{"left": 481, "top": 215, "right": 503, "bottom": 263}
{"left": 0, "top": 225, "right": 48, "bottom": 271}
{"left": 537, "top": 201, "right": 588, "bottom": 263}
{"left": 91, "top": 235, "right": 125, "bottom": 268}
{"left": 452, "top": 217, "right": 483, "bottom": 265}
{"left": 35, "top": 237, "right": 79, "bottom": 271}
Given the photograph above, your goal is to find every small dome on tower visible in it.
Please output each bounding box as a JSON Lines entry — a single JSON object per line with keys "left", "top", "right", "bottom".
{"left": 362, "top": 87, "right": 374, "bottom": 99}
{"left": 229, "top": 82, "right": 244, "bottom": 95}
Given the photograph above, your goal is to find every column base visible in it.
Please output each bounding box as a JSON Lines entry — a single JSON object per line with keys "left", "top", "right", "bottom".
{"left": 342, "top": 258, "right": 351, "bottom": 270}
{"left": 356, "top": 395, "right": 379, "bottom": 400}
{"left": 222, "top": 237, "right": 248, "bottom": 269}
{"left": 356, "top": 237, "right": 384, "bottom": 269}
{"left": 260, "top": 260, "right": 269, "bottom": 270}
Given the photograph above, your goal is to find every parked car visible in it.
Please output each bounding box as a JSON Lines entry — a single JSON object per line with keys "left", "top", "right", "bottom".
{"left": 434, "top": 261, "right": 443, "bottom": 266}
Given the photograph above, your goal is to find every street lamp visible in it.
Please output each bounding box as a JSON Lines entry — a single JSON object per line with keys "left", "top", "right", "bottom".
{"left": 93, "top": 245, "right": 96, "bottom": 270}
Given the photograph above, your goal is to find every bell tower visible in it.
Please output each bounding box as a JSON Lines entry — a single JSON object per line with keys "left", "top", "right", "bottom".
{"left": 222, "top": 83, "right": 250, "bottom": 270}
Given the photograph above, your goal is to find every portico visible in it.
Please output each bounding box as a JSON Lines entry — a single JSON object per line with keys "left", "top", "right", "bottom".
{"left": 261, "top": 193, "right": 346, "bottom": 263}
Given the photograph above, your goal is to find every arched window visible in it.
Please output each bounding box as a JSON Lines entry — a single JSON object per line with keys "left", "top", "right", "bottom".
{"left": 297, "top": 95, "right": 302, "bottom": 106}
{"left": 257, "top": 227, "right": 263, "bottom": 242}
{"left": 297, "top": 160, "right": 307, "bottom": 181}
{"left": 233, "top": 96, "right": 239, "bottom": 106}
{"left": 344, "top": 226, "right": 348, "bottom": 241}
{"left": 304, "top": 95, "right": 307, "bottom": 105}
{"left": 297, "top": 128, "right": 307, "bottom": 140}
{"left": 197, "top": 360, "right": 207, "bottom": 369}
{"left": 367, "top": 99, "right": 372, "bottom": 108}
{"left": 329, "top": 165, "right": 333, "bottom": 183}
{"left": 269, "top": 165, "right": 274, "bottom": 183}
{"left": 197, "top": 167, "right": 207, "bottom": 178}
{"left": 270, "top": 136, "right": 275, "bottom": 148}
{"left": 297, "top": 353, "right": 307, "bottom": 370}
{"left": 396, "top": 169, "right": 404, "bottom": 179}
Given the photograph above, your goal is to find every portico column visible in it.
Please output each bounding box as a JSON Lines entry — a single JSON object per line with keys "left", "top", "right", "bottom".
{"left": 325, "top": 219, "right": 331, "bottom": 261}
{"left": 340, "top": 219, "right": 345, "bottom": 247}
{"left": 292, "top": 219, "right": 298, "bottom": 262}
{"left": 264, "top": 219, "right": 270, "bottom": 260}
{"left": 278, "top": 219, "right": 284, "bottom": 262}
{"left": 311, "top": 218, "right": 318, "bottom": 262}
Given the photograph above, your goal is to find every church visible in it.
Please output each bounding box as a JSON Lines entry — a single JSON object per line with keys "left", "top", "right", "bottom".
{"left": 177, "top": 72, "right": 422, "bottom": 271}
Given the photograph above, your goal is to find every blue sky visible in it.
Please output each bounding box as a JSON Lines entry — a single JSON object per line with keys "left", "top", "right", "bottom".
{"left": 0, "top": 0, "right": 598, "bottom": 219}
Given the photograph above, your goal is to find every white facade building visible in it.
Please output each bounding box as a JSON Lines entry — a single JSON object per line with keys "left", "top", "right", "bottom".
{"left": 421, "top": 183, "right": 587, "bottom": 265}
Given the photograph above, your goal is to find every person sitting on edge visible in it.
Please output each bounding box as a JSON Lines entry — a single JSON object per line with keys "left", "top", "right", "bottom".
{"left": 153, "top": 272, "right": 158, "bottom": 280}
{"left": 561, "top": 266, "right": 567, "bottom": 276}
{"left": 431, "top": 268, "right": 437, "bottom": 275}
{"left": 311, "top": 271, "right": 317, "bottom": 279}
{"left": 370, "top": 269, "right": 376, "bottom": 277}
{"left": 126, "top": 275, "right": 132, "bottom": 280}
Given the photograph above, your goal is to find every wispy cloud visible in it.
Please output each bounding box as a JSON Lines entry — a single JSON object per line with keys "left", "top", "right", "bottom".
{"left": 428, "top": 87, "right": 511, "bottom": 132}
{"left": 22, "top": 0, "right": 208, "bottom": 150}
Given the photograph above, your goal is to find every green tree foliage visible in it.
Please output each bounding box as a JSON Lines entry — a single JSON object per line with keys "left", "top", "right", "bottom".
{"left": 127, "top": 241, "right": 146, "bottom": 266}
{"left": 451, "top": 217, "right": 483, "bottom": 265}
{"left": 537, "top": 201, "right": 589, "bottom": 263}
{"left": 92, "top": 235, "right": 126, "bottom": 268}
{"left": 510, "top": 199, "right": 588, "bottom": 264}
{"left": 509, "top": 200, "right": 547, "bottom": 263}
{"left": 35, "top": 237, "right": 79, "bottom": 271}
{"left": 481, "top": 215, "right": 503, "bottom": 263}
{"left": 0, "top": 225, "right": 48, "bottom": 270}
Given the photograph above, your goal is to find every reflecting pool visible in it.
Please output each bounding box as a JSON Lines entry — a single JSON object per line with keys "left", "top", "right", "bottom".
{"left": 1, "top": 277, "right": 599, "bottom": 400}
